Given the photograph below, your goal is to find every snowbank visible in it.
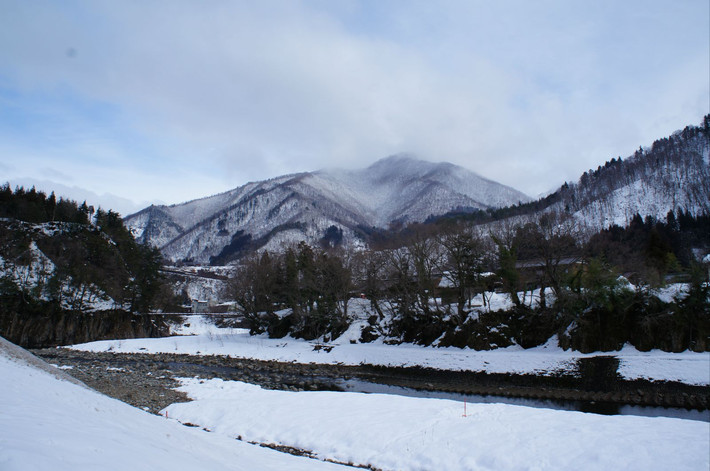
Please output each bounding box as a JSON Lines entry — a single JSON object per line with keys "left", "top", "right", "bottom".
{"left": 0, "top": 337, "right": 342, "bottom": 471}
{"left": 164, "top": 377, "right": 710, "bottom": 471}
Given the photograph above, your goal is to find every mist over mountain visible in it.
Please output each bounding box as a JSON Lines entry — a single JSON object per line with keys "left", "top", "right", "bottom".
{"left": 125, "top": 155, "right": 530, "bottom": 264}
{"left": 126, "top": 116, "right": 709, "bottom": 265}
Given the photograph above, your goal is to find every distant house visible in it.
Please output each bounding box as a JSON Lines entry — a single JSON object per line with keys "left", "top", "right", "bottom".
{"left": 514, "top": 257, "right": 583, "bottom": 290}
{"left": 191, "top": 300, "right": 210, "bottom": 313}
{"left": 515, "top": 257, "right": 581, "bottom": 270}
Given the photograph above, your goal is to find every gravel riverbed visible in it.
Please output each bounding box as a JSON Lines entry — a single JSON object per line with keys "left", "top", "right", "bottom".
{"left": 32, "top": 349, "right": 349, "bottom": 413}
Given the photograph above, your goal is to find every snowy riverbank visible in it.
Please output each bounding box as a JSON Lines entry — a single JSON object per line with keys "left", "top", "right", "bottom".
{"left": 162, "top": 377, "right": 710, "bottom": 471}
{"left": 69, "top": 312, "right": 710, "bottom": 386}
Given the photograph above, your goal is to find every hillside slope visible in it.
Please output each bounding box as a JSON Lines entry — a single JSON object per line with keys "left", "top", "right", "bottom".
{"left": 0, "top": 187, "right": 168, "bottom": 347}
{"left": 554, "top": 118, "right": 709, "bottom": 231}
{"left": 454, "top": 116, "right": 710, "bottom": 235}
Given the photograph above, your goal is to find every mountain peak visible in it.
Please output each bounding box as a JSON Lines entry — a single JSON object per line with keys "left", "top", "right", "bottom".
{"left": 126, "top": 154, "right": 530, "bottom": 263}
{"left": 368, "top": 152, "right": 419, "bottom": 165}
{"left": 366, "top": 153, "right": 432, "bottom": 172}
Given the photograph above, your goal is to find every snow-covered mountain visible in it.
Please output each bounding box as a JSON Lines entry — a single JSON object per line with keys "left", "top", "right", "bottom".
{"left": 126, "top": 155, "right": 530, "bottom": 263}
{"left": 546, "top": 117, "right": 710, "bottom": 232}
{"left": 127, "top": 117, "right": 710, "bottom": 264}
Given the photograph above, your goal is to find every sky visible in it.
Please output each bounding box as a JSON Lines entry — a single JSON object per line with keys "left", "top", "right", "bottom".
{"left": 0, "top": 0, "right": 708, "bottom": 216}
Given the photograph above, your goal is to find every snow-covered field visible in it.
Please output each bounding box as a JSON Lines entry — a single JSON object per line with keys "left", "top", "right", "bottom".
{"left": 13, "top": 295, "right": 709, "bottom": 470}
{"left": 4, "top": 335, "right": 708, "bottom": 471}
{"left": 0, "top": 337, "right": 344, "bottom": 471}
{"left": 71, "top": 307, "right": 710, "bottom": 386}
{"left": 163, "top": 377, "right": 709, "bottom": 471}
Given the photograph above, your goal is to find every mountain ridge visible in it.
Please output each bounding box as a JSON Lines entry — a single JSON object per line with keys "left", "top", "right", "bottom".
{"left": 126, "top": 155, "right": 531, "bottom": 263}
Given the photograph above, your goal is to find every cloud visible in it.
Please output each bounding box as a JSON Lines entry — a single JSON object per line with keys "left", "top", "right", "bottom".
{"left": 0, "top": 0, "right": 707, "bottom": 206}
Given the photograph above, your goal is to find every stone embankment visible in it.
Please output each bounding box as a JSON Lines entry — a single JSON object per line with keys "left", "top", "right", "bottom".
{"left": 2, "top": 311, "right": 168, "bottom": 349}
{"left": 33, "top": 349, "right": 709, "bottom": 415}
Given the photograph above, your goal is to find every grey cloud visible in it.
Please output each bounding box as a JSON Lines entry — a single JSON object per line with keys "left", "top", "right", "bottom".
{"left": 0, "top": 0, "right": 707, "bottom": 204}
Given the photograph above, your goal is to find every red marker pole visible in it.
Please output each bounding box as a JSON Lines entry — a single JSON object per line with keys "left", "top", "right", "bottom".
{"left": 463, "top": 399, "right": 467, "bottom": 417}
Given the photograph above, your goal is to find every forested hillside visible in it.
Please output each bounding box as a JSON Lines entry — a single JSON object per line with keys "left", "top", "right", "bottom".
{"left": 228, "top": 210, "right": 710, "bottom": 353}
{"left": 0, "top": 185, "right": 169, "bottom": 347}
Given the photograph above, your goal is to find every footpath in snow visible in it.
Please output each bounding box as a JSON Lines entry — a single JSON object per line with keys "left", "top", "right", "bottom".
{"left": 70, "top": 310, "right": 710, "bottom": 386}
{"left": 163, "top": 377, "right": 710, "bottom": 471}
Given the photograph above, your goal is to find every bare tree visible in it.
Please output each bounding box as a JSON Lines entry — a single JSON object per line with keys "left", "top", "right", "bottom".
{"left": 383, "top": 247, "right": 416, "bottom": 321}
{"left": 351, "top": 249, "right": 387, "bottom": 318}
{"left": 518, "top": 212, "right": 581, "bottom": 308}
{"left": 408, "top": 234, "right": 442, "bottom": 317}
{"left": 437, "top": 225, "right": 490, "bottom": 323}
{"left": 225, "top": 251, "right": 278, "bottom": 333}
{"left": 490, "top": 220, "right": 523, "bottom": 308}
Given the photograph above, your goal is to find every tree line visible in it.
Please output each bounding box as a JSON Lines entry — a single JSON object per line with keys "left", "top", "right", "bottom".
{"left": 0, "top": 184, "right": 93, "bottom": 224}
{"left": 228, "top": 210, "right": 709, "bottom": 352}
